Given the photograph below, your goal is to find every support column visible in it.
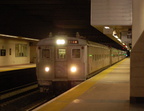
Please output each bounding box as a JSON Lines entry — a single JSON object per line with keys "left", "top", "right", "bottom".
{"left": 130, "top": 0, "right": 144, "bottom": 103}
{"left": 130, "top": 31, "right": 144, "bottom": 102}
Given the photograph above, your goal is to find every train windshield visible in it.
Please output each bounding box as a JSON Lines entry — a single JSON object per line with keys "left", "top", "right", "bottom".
{"left": 72, "top": 49, "right": 80, "bottom": 58}
{"left": 57, "top": 48, "right": 66, "bottom": 59}
{"left": 42, "top": 49, "right": 50, "bottom": 58}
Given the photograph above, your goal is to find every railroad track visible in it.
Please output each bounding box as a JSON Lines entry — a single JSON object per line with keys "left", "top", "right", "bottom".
{"left": 1, "top": 84, "right": 68, "bottom": 111}
{"left": 0, "top": 82, "right": 38, "bottom": 101}
{"left": 0, "top": 89, "right": 53, "bottom": 111}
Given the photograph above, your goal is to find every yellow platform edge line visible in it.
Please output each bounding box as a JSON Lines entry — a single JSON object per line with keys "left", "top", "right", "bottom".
{"left": 0, "top": 66, "right": 36, "bottom": 72}
{"left": 34, "top": 59, "right": 127, "bottom": 111}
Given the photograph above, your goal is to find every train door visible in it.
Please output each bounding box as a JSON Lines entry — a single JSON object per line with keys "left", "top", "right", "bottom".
{"left": 55, "top": 47, "right": 67, "bottom": 79}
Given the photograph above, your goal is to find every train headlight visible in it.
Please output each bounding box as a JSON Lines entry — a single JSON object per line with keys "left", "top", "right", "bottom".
{"left": 56, "top": 39, "right": 65, "bottom": 45}
{"left": 70, "top": 66, "right": 77, "bottom": 73}
{"left": 45, "top": 67, "right": 50, "bottom": 72}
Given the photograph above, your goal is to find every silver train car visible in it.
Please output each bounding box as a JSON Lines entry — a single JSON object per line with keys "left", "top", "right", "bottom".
{"left": 36, "top": 36, "right": 126, "bottom": 92}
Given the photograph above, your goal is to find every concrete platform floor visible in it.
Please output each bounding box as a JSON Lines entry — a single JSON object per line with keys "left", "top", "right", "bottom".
{"left": 34, "top": 58, "right": 144, "bottom": 111}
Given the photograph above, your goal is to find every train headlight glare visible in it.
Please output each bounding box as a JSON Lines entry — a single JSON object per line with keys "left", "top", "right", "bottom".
{"left": 70, "top": 66, "right": 77, "bottom": 72}
{"left": 45, "top": 67, "right": 50, "bottom": 72}
{"left": 56, "top": 39, "right": 65, "bottom": 45}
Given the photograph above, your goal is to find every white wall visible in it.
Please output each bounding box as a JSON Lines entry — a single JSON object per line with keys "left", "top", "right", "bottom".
{"left": 132, "top": 0, "right": 144, "bottom": 47}
{"left": 30, "top": 46, "right": 37, "bottom": 63}
{"left": 0, "top": 38, "right": 30, "bottom": 66}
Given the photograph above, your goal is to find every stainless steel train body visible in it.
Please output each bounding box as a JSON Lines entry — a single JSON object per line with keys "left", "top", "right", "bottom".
{"left": 36, "top": 36, "right": 126, "bottom": 92}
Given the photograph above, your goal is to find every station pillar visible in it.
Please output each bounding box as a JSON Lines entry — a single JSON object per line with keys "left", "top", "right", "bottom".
{"left": 130, "top": 0, "right": 144, "bottom": 103}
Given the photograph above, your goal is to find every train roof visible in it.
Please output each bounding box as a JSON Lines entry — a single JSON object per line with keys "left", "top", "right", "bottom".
{"left": 37, "top": 36, "right": 88, "bottom": 46}
{"left": 37, "top": 36, "right": 125, "bottom": 51}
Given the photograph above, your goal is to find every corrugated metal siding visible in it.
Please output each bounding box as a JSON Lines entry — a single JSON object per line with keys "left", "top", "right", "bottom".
{"left": 91, "top": 0, "right": 132, "bottom": 25}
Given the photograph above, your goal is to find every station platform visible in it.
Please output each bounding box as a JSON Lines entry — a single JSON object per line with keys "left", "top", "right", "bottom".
{"left": 33, "top": 58, "right": 143, "bottom": 111}
{"left": 0, "top": 64, "right": 36, "bottom": 72}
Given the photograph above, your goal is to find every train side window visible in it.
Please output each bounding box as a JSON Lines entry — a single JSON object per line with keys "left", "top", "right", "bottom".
{"left": 93, "top": 55, "right": 95, "bottom": 60}
{"left": 72, "top": 49, "right": 80, "bottom": 58}
{"left": 57, "top": 49, "right": 66, "bottom": 59}
{"left": 42, "top": 49, "right": 50, "bottom": 58}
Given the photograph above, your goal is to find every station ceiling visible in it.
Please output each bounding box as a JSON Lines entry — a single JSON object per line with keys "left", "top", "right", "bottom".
{"left": 0, "top": 0, "right": 126, "bottom": 50}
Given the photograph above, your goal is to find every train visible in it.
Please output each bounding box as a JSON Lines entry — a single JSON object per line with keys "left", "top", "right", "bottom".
{"left": 36, "top": 35, "right": 127, "bottom": 92}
